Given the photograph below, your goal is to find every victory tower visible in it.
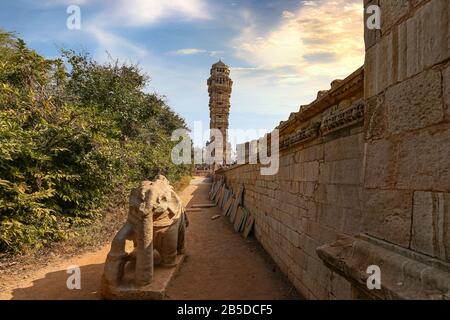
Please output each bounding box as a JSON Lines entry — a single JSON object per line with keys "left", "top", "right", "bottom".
{"left": 207, "top": 60, "right": 233, "bottom": 164}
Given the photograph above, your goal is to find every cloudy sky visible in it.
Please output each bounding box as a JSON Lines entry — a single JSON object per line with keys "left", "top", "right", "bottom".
{"left": 0, "top": 0, "right": 365, "bottom": 146}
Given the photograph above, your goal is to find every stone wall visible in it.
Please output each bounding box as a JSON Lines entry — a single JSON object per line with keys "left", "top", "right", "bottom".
{"left": 217, "top": 68, "right": 365, "bottom": 299}
{"left": 216, "top": 0, "right": 450, "bottom": 300}
{"left": 363, "top": 0, "right": 450, "bottom": 258}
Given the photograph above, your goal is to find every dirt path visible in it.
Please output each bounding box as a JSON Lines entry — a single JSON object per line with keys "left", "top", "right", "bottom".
{"left": 0, "top": 177, "right": 298, "bottom": 300}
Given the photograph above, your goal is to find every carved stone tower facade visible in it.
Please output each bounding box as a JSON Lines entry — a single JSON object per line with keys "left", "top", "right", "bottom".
{"left": 207, "top": 60, "right": 233, "bottom": 164}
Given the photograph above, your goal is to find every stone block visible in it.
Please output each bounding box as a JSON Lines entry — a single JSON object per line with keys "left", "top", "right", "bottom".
{"left": 293, "top": 247, "right": 307, "bottom": 270}
{"left": 364, "top": 138, "right": 395, "bottom": 188}
{"left": 298, "top": 181, "right": 316, "bottom": 198}
{"left": 303, "top": 234, "right": 321, "bottom": 259}
{"left": 317, "top": 203, "right": 344, "bottom": 230}
{"left": 405, "top": 0, "right": 449, "bottom": 78}
{"left": 294, "top": 144, "right": 324, "bottom": 163}
{"left": 365, "top": 95, "right": 388, "bottom": 139}
{"left": 396, "top": 125, "right": 450, "bottom": 191}
{"left": 319, "top": 184, "right": 363, "bottom": 210}
{"left": 305, "top": 201, "right": 317, "bottom": 221}
{"left": 329, "top": 273, "right": 353, "bottom": 300}
{"left": 319, "top": 158, "right": 362, "bottom": 185}
{"left": 385, "top": 69, "right": 443, "bottom": 135}
{"left": 362, "top": 189, "right": 412, "bottom": 247}
{"left": 365, "top": 0, "right": 449, "bottom": 97}
{"left": 293, "top": 277, "right": 314, "bottom": 300}
{"left": 102, "top": 255, "right": 185, "bottom": 300}
{"left": 294, "top": 217, "right": 308, "bottom": 234}
{"left": 379, "top": 0, "right": 410, "bottom": 34}
{"left": 365, "top": 32, "right": 396, "bottom": 98}
{"left": 412, "top": 191, "right": 450, "bottom": 261}
{"left": 323, "top": 133, "right": 364, "bottom": 162}
{"left": 364, "top": 41, "right": 378, "bottom": 98}
{"left": 292, "top": 161, "right": 319, "bottom": 182}
{"left": 341, "top": 207, "right": 363, "bottom": 235}
{"left": 364, "top": 0, "right": 381, "bottom": 49}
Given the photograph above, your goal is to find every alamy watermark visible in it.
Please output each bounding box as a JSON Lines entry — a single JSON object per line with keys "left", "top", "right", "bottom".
{"left": 366, "top": 265, "right": 381, "bottom": 290}
{"left": 66, "top": 265, "right": 81, "bottom": 290}
{"left": 366, "top": 1, "right": 409, "bottom": 30}
{"left": 171, "top": 121, "right": 279, "bottom": 175}
{"left": 66, "top": 5, "right": 81, "bottom": 30}
{"left": 366, "top": 5, "right": 381, "bottom": 30}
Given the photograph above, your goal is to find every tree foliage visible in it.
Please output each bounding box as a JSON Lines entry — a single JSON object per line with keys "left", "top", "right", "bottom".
{"left": 0, "top": 30, "right": 191, "bottom": 253}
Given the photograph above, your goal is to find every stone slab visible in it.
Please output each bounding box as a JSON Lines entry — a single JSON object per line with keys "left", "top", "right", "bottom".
{"left": 223, "top": 196, "right": 234, "bottom": 216}
{"left": 233, "top": 206, "right": 245, "bottom": 232}
{"left": 191, "top": 203, "right": 216, "bottom": 208}
{"left": 101, "top": 255, "right": 185, "bottom": 300}
{"left": 317, "top": 234, "right": 450, "bottom": 300}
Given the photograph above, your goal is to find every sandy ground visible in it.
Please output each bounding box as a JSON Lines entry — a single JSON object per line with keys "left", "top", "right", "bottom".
{"left": 0, "top": 177, "right": 299, "bottom": 300}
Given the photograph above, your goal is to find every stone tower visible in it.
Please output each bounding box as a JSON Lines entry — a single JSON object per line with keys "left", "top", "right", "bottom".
{"left": 207, "top": 60, "right": 233, "bottom": 164}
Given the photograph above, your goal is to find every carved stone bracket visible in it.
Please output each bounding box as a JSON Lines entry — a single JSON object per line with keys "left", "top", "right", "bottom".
{"left": 317, "top": 234, "right": 450, "bottom": 300}
{"left": 321, "top": 101, "right": 365, "bottom": 135}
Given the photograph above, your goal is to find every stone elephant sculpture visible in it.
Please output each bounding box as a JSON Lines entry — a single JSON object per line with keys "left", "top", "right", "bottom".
{"left": 102, "top": 175, "right": 188, "bottom": 288}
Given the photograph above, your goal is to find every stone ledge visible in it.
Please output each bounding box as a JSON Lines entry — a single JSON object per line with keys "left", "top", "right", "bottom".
{"left": 101, "top": 254, "right": 185, "bottom": 300}
{"left": 317, "top": 234, "right": 450, "bottom": 300}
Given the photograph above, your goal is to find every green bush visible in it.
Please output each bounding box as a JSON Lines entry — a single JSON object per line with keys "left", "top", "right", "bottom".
{"left": 0, "top": 30, "right": 192, "bottom": 253}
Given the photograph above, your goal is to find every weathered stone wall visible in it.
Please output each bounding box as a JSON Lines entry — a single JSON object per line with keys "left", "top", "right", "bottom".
{"left": 363, "top": 0, "right": 450, "bottom": 259}
{"left": 220, "top": 143, "right": 363, "bottom": 299}
{"left": 218, "top": 68, "right": 365, "bottom": 299}
{"left": 217, "top": 0, "right": 450, "bottom": 299}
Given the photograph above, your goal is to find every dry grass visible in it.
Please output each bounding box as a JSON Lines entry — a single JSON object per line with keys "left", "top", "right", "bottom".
{"left": 173, "top": 175, "right": 192, "bottom": 192}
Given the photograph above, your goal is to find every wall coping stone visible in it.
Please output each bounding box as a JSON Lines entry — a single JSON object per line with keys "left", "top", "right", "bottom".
{"left": 317, "top": 234, "right": 450, "bottom": 300}
{"left": 278, "top": 67, "right": 364, "bottom": 133}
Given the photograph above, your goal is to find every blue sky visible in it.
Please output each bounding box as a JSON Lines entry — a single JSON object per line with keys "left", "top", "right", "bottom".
{"left": 0, "top": 0, "right": 364, "bottom": 147}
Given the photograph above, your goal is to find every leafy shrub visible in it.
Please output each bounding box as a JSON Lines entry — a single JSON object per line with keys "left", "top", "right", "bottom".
{"left": 0, "top": 31, "right": 191, "bottom": 253}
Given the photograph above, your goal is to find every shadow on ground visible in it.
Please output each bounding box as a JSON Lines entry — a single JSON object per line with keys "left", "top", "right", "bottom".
{"left": 11, "top": 263, "right": 103, "bottom": 300}
{"left": 10, "top": 177, "right": 300, "bottom": 300}
{"left": 166, "top": 178, "right": 301, "bottom": 300}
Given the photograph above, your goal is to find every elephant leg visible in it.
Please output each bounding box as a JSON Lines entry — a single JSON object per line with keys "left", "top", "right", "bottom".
{"left": 177, "top": 213, "right": 187, "bottom": 254}
{"left": 103, "top": 222, "right": 134, "bottom": 286}
{"left": 156, "top": 223, "right": 179, "bottom": 267}
{"left": 110, "top": 222, "right": 135, "bottom": 255}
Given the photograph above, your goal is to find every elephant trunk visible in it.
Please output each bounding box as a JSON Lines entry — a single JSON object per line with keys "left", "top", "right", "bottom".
{"left": 134, "top": 203, "right": 154, "bottom": 286}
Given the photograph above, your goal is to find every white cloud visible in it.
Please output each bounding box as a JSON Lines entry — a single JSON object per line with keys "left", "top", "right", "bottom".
{"left": 220, "top": 0, "right": 366, "bottom": 124}
{"left": 42, "top": 0, "right": 89, "bottom": 6}
{"left": 100, "top": 0, "right": 210, "bottom": 27}
{"left": 229, "top": 0, "right": 364, "bottom": 115}
{"left": 75, "top": 0, "right": 212, "bottom": 79}
{"left": 170, "top": 48, "right": 207, "bottom": 55}
{"left": 84, "top": 25, "right": 150, "bottom": 63}
{"left": 282, "top": 10, "right": 295, "bottom": 19}
{"left": 234, "top": 0, "right": 363, "bottom": 78}
{"left": 169, "top": 48, "right": 224, "bottom": 57}
{"left": 45, "top": 0, "right": 210, "bottom": 27}
{"left": 208, "top": 50, "right": 225, "bottom": 57}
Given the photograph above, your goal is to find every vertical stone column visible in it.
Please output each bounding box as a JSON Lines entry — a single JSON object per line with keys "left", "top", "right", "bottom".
{"left": 363, "top": 0, "right": 450, "bottom": 259}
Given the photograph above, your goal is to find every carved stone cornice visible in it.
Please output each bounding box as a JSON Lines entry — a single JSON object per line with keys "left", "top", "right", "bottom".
{"left": 321, "top": 100, "right": 365, "bottom": 135}
{"left": 280, "top": 122, "right": 321, "bottom": 150}
{"left": 278, "top": 66, "right": 364, "bottom": 133}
